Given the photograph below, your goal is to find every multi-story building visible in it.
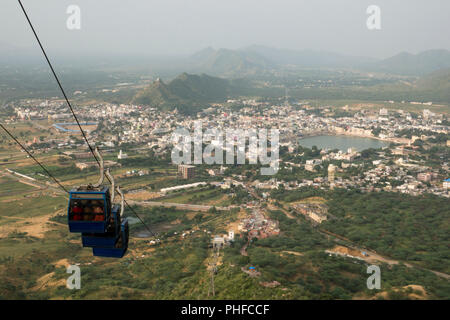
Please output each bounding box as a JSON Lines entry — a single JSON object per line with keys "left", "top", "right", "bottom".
{"left": 178, "top": 164, "right": 195, "bottom": 179}
{"left": 328, "top": 164, "right": 336, "bottom": 183}
{"left": 417, "top": 172, "right": 432, "bottom": 182}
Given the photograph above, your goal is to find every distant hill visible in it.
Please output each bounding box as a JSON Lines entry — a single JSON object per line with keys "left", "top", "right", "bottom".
{"left": 283, "top": 67, "right": 450, "bottom": 104}
{"left": 243, "top": 45, "right": 376, "bottom": 68}
{"left": 132, "top": 67, "right": 450, "bottom": 113}
{"left": 187, "top": 48, "right": 274, "bottom": 77}
{"left": 4, "top": 39, "right": 449, "bottom": 77}
{"left": 187, "top": 45, "right": 375, "bottom": 73}
{"left": 246, "top": 46, "right": 450, "bottom": 75}
{"left": 245, "top": 46, "right": 450, "bottom": 75}
{"left": 370, "top": 49, "right": 450, "bottom": 75}
{"left": 188, "top": 46, "right": 450, "bottom": 76}
{"left": 132, "top": 73, "right": 242, "bottom": 113}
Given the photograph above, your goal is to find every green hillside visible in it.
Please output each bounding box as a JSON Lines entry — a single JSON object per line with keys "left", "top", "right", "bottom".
{"left": 133, "top": 66, "right": 450, "bottom": 114}
{"left": 415, "top": 68, "right": 450, "bottom": 100}
{"left": 132, "top": 73, "right": 240, "bottom": 114}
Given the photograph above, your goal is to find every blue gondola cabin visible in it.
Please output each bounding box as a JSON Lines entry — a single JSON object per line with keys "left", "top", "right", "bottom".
{"left": 92, "top": 219, "right": 129, "bottom": 258}
{"left": 81, "top": 205, "right": 120, "bottom": 248}
{"left": 68, "top": 186, "right": 111, "bottom": 233}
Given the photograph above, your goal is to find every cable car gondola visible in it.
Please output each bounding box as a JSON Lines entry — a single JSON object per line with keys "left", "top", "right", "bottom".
{"left": 92, "top": 218, "right": 129, "bottom": 258}
{"left": 67, "top": 185, "right": 111, "bottom": 233}
{"left": 85, "top": 187, "right": 129, "bottom": 258}
{"left": 81, "top": 205, "right": 121, "bottom": 248}
{"left": 67, "top": 147, "right": 129, "bottom": 258}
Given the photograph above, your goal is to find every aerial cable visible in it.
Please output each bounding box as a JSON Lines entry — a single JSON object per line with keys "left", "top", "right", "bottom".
{"left": 1, "top": 122, "right": 204, "bottom": 271}
{"left": 18, "top": 0, "right": 157, "bottom": 238}
{"left": 18, "top": 0, "right": 99, "bottom": 164}
{"left": 0, "top": 123, "right": 69, "bottom": 193}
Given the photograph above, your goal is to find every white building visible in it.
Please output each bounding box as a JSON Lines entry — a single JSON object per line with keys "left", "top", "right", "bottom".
{"left": 443, "top": 179, "right": 450, "bottom": 189}
{"left": 118, "top": 149, "right": 128, "bottom": 159}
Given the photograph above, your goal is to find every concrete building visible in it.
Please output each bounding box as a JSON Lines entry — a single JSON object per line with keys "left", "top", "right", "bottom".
{"left": 118, "top": 149, "right": 128, "bottom": 159}
{"left": 178, "top": 164, "right": 195, "bottom": 179}
{"left": 443, "top": 179, "right": 450, "bottom": 189}
{"left": 160, "top": 182, "right": 206, "bottom": 194}
{"left": 328, "top": 164, "right": 336, "bottom": 183}
{"left": 212, "top": 236, "right": 225, "bottom": 248}
{"left": 417, "top": 172, "right": 432, "bottom": 182}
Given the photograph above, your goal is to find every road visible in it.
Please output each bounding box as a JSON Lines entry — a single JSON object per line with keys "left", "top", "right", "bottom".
{"left": 1, "top": 169, "right": 68, "bottom": 196}
{"left": 126, "top": 200, "right": 232, "bottom": 212}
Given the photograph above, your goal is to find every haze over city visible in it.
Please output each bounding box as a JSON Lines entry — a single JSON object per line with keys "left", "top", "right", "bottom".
{"left": 0, "top": 0, "right": 449, "bottom": 306}
{"left": 1, "top": 0, "right": 450, "bottom": 59}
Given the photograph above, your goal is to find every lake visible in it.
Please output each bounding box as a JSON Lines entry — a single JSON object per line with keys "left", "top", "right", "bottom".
{"left": 298, "top": 135, "right": 389, "bottom": 151}
{"left": 126, "top": 217, "right": 140, "bottom": 225}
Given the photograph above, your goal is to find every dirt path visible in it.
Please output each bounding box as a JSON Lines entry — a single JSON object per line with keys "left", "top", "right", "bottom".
{"left": 0, "top": 210, "right": 65, "bottom": 239}
{"left": 281, "top": 250, "right": 303, "bottom": 256}
{"left": 53, "top": 258, "right": 71, "bottom": 268}
{"left": 267, "top": 203, "right": 295, "bottom": 219}
{"left": 321, "top": 230, "right": 450, "bottom": 280}
{"left": 240, "top": 241, "right": 249, "bottom": 256}
{"left": 30, "top": 271, "right": 66, "bottom": 292}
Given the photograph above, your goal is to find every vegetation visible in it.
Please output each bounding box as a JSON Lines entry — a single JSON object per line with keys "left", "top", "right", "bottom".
{"left": 322, "top": 190, "right": 450, "bottom": 273}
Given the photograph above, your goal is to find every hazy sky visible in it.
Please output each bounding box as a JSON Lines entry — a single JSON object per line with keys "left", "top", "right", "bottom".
{"left": 2, "top": 0, "right": 450, "bottom": 59}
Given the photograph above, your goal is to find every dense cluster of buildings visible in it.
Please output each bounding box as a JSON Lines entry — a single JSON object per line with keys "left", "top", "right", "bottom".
{"left": 238, "top": 209, "right": 280, "bottom": 240}
{"left": 5, "top": 98, "right": 449, "bottom": 200}
{"left": 2, "top": 96, "right": 448, "bottom": 255}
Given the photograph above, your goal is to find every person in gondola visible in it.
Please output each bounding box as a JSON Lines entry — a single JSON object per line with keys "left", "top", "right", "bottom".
{"left": 83, "top": 205, "right": 94, "bottom": 221}
{"left": 93, "top": 203, "right": 104, "bottom": 221}
{"left": 72, "top": 201, "right": 82, "bottom": 221}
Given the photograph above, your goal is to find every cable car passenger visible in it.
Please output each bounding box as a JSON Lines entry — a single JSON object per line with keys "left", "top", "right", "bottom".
{"left": 83, "top": 205, "right": 93, "bottom": 221}
{"left": 71, "top": 200, "right": 83, "bottom": 221}
{"left": 93, "top": 203, "right": 104, "bottom": 221}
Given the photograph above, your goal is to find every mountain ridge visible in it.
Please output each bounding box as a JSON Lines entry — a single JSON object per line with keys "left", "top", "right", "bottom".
{"left": 371, "top": 49, "right": 450, "bottom": 75}
{"left": 186, "top": 46, "right": 450, "bottom": 76}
